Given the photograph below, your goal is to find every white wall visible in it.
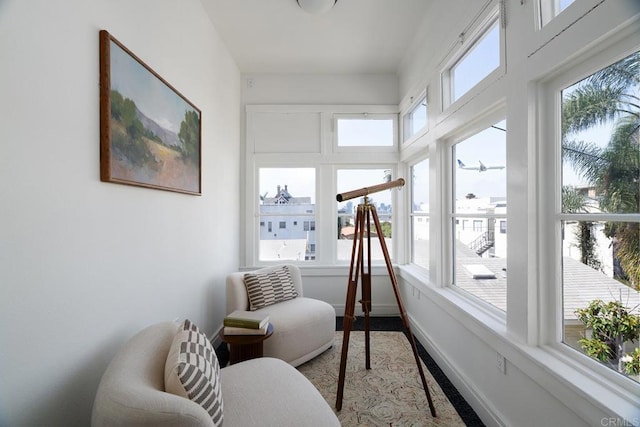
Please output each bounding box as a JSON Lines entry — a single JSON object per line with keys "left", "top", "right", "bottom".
{"left": 0, "top": 1, "right": 240, "bottom": 425}
{"left": 241, "top": 73, "right": 399, "bottom": 105}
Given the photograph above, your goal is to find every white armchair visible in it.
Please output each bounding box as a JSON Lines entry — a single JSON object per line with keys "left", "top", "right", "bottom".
{"left": 226, "top": 264, "right": 335, "bottom": 367}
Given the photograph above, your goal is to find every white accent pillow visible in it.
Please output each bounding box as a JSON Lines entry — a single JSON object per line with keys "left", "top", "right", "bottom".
{"left": 244, "top": 265, "right": 298, "bottom": 310}
{"left": 164, "top": 319, "right": 223, "bottom": 425}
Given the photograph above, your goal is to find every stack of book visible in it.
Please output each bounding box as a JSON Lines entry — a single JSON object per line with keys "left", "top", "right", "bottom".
{"left": 223, "top": 310, "right": 270, "bottom": 335}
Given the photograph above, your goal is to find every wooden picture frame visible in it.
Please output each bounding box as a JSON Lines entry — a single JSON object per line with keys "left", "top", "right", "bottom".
{"left": 99, "top": 30, "right": 201, "bottom": 195}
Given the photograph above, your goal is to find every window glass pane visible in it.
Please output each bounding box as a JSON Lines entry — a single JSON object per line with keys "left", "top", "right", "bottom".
{"left": 454, "top": 219, "right": 507, "bottom": 311}
{"left": 560, "top": 51, "right": 640, "bottom": 382}
{"left": 562, "top": 220, "right": 640, "bottom": 383}
{"left": 540, "top": 0, "right": 575, "bottom": 27}
{"left": 337, "top": 169, "right": 393, "bottom": 261}
{"left": 411, "top": 159, "right": 429, "bottom": 268}
{"left": 452, "top": 21, "right": 500, "bottom": 102}
{"left": 452, "top": 120, "right": 507, "bottom": 310}
{"left": 404, "top": 95, "right": 427, "bottom": 141}
{"left": 454, "top": 121, "right": 506, "bottom": 206}
{"left": 561, "top": 51, "right": 640, "bottom": 215}
{"left": 560, "top": 0, "right": 574, "bottom": 10}
{"left": 259, "top": 168, "right": 315, "bottom": 261}
{"left": 337, "top": 118, "right": 394, "bottom": 147}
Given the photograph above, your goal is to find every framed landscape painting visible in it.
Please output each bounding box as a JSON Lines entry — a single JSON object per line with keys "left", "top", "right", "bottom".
{"left": 99, "top": 30, "right": 201, "bottom": 195}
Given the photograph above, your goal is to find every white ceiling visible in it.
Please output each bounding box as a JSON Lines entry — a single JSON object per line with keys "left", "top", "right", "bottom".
{"left": 200, "top": 0, "right": 432, "bottom": 74}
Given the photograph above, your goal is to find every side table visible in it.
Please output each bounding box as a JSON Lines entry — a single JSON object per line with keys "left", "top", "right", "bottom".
{"left": 219, "top": 323, "right": 274, "bottom": 365}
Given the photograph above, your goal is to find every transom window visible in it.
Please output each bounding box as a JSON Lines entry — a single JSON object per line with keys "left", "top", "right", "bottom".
{"left": 539, "top": 0, "right": 575, "bottom": 27}
{"left": 448, "top": 18, "right": 500, "bottom": 104}
{"left": 335, "top": 114, "right": 396, "bottom": 148}
{"left": 403, "top": 92, "right": 427, "bottom": 142}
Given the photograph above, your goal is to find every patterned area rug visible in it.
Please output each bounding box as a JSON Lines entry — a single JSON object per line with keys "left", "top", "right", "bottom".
{"left": 297, "top": 331, "right": 466, "bottom": 426}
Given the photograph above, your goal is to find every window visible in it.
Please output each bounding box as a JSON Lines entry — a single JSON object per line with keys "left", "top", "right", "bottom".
{"left": 539, "top": 0, "right": 575, "bottom": 27}
{"left": 246, "top": 105, "right": 398, "bottom": 266}
{"left": 559, "top": 50, "right": 639, "bottom": 383}
{"left": 337, "top": 168, "right": 394, "bottom": 262}
{"left": 410, "top": 158, "right": 429, "bottom": 269}
{"left": 448, "top": 18, "right": 500, "bottom": 104}
{"left": 451, "top": 120, "right": 507, "bottom": 311}
{"left": 335, "top": 114, "right": 396, "bottom": 148}
{"left": 259, "top": 168, "right": 316, "bottom": 261}
{"left": 403, "top": 92, "right": 427, "bottom": 142}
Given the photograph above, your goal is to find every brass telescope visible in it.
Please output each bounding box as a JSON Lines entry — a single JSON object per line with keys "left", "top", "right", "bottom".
{"left": 333, "top": 174, "right": 436, "bottom": 416}
{"left": 335, "top": 178, "right": 405, "bottom": 202}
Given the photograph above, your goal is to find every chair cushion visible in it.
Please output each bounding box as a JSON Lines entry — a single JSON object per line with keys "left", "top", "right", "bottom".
{"left": 257, "top": 297, "right": 335, "bottom": 366}
{"left": 243, "top": 265, "right": 298, "bottom": 310}
{"left": 164, "top": 319, "right": 223, "bottom": 426}
{"left": 221, "top": 357, "right": 340, "bottom": 426}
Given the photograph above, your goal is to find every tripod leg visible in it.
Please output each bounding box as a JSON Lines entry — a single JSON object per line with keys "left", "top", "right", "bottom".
{"left": 335, "top": 206, "right": 365, "bottom": 411}
{"left": 362, "top": 269, "right": 371, "bottom": 369}
{"left": 362, "top": 206, "right": 372, "bottom": 369}
{"left": 335, "top": 277, "right": 357, "bottom": 411}
{"left": 370, "top": 206, "right": 437, "bottom": 417}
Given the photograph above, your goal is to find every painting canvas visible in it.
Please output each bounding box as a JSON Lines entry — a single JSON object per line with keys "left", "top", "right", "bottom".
{"left": 100, "top": 30, "right": 201, "bottom": 195}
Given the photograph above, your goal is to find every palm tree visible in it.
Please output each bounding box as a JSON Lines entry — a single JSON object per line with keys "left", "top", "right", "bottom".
{"left": 562, "top": 186, "right": 602, "bottom": 271}
{"left": 562, "top": 51, "right": 640, "bottom": 289}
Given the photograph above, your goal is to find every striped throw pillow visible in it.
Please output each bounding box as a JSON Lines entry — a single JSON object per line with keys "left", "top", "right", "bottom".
{"left": 164, "top": 319, "right": 223, "bottom": 426}
{"left": 244, "top": 265, "right": 298, "bottom": 311}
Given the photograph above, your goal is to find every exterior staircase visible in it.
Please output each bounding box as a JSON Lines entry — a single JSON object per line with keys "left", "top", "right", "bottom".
{"left": 469, "top": 230, "right": 495, "bottom": 256}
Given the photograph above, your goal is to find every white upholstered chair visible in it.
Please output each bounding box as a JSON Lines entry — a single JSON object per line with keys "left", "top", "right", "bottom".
{"left": 226, "top": 264, "right": 335, "bottom": 367}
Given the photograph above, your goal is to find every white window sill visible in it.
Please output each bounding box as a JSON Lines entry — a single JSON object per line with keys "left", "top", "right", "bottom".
{"left": 397, "top": 265, "right": 640, "bottom": 425}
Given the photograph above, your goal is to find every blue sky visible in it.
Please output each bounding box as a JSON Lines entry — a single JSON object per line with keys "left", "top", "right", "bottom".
{"left": 454, "top": 120, "right": 507, "bottom": 201}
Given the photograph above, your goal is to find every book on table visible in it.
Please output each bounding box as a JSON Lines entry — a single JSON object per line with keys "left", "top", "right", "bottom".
{"left": 223, "top": 324, "right": 270, "bottom": 335}
{"left": 223, "top": 310, "right": 270, "bottom": 329}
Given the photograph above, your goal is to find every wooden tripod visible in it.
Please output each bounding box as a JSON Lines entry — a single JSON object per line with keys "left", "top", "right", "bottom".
{"left": 335, "top": 196, "right": 437, "bottom": 417}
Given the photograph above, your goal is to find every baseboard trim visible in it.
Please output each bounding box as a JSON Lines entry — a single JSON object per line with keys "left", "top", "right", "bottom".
{"left": 408, "top": 314, "right": 507, "bottom": 427}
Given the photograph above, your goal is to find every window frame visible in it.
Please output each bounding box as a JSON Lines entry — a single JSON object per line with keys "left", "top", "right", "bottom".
{"left": 397, "top": 3, "right": 640, "bottom": 421}
{"left": 244, "top": 105, "right": 400, "bottom": 267}
{"left": 256, "top": 166, "right": 318, "bottom": 263}
{"left": 440, "top": 5, "right": 505, "bottom": 113}
{"left": 333, "top": 113, "right": 398, "bottom": 153}
{"left": 408, "top": 155, "right": 430, "bottom": 272}
{"left": 537, "top": 0, "right": 576, "bottom": 29}
{"left": 402, "top": 88, "right": 428, "bottom": 146}
{"left": 335, "top": 165, "right": 399, "bottom": 264}
{"left": 539, "top": 39, "right": 640, "bottom": 396}
{"left": 440, "top": 110, "right": 508, "bottom": 318}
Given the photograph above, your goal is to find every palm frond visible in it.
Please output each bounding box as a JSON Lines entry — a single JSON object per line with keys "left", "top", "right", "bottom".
{"left": 562, "top": 85, "right": 625, "bottom": 134}
{"left": 587, "top": 51, "right": 639, "bottom": 93}
{"left": 597, "top": 118, "right": 640, "bottom": 214}
{"left": 562, "top": 139, "right": 606, "bottom": 183}
{"left": 562, "top": 185, "right": 589, "bottom": 213}
{"left": 562, "top": 51, "right": 640, "bottom": 135}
